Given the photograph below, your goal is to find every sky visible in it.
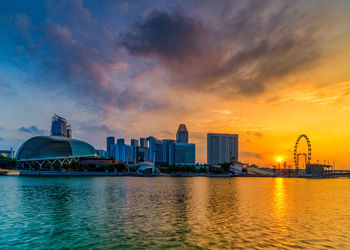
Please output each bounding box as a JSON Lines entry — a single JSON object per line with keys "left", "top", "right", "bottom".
{"left": 1, "top": 0, "right": 350, "bottom": 168}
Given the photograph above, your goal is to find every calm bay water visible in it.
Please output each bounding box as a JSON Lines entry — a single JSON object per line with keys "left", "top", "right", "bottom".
{"left": 1, "top": 177, "right": 350, "bottom": 249}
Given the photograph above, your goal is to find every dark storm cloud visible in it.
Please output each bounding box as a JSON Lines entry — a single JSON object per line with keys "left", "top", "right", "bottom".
{"left": 122, "top": 0, "right": 336, "bottom": 96}
{"left": 121, "top": 10, "right": 205, "bottom": 61}
{"left": 18, "top": 126, "right": 46, "bottom": 135}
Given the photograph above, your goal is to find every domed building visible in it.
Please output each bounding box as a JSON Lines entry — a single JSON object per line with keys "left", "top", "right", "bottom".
{"left": 16, "top": 136, "right": 96, "bottom": 168}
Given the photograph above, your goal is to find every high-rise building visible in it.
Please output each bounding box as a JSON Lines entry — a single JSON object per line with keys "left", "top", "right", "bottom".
{"left": 207, "top": 133, "right": 238, "bottom": 164}
{"left": 169, "top": 143, "right": 196, "bottom": 166}
{"left": 162, "top": 139, "right": 175, "bottom": 163}
{"left": 131, "top": 139, "right": 138, "bottom": 147}
{"left": 140, "top": 138, "right": 148, "bottom": 148}
{"left": 176, "top": 124, "right": 188, "bottom": 143}
{"left": 110, "top": 139, "right": 125, "bottom": 160}
{"left": 106, "top": 137, "right": 115, "bottom": 157}
{"left": 110, "top": 139, "right": 134, "bottom": 162}
{"left": 131, "top": 139, "right": 138, "bottom": 162}
{"left": 148, "top": 136, "right": 163, "bottom": 162}
{"left": 137, "top": 147, "right": 149, "bottom": 161}
{"left": 51, "top": 114, "right": 70, "bottom": 137}
{"left": 117, "top": 138, "right": 125, "bottom": 145}
{"left": 67, "top": 124, "right": 72, "bottom": 138}
{"left": 124, "top": 145, "right": 134, "bottom": 163}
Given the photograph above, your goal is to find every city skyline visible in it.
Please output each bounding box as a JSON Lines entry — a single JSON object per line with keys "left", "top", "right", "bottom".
{"left": 1, "top": 1, "right": 350, "bottom": 168}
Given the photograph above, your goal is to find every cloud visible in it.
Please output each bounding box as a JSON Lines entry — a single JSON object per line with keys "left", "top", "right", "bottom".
{"left": 2, "top": 0, "right": 347, "bottom": 120}
{"left": 0, "top": 137, "right": 4, "bottom": 141}
{"left": 76, "top": 122, "right": 123, "bottom": 136}
{"left": 18, "top": 126, "right": 46, "bottom": 135}
{"left": 241, "top": 151, "right": 262, "bottom": 159}
{"left": 0, "top": 78, "right": 16, "bottom": 96}
{"left": 121, "top": 10, "right": 205, "bottom": 61}
{"left": 2, "top": 1, "right": 165, "bottom": 115}
{"left": 122, "top": 1, "right": 341, "bottom": 97}
{"left": 246, "top": 131, "right": 263, "bottom": 137}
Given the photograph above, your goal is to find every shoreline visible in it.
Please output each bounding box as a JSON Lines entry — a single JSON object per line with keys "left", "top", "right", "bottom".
{"left": 0, "top": 169, "right": 344, "bottom": 178}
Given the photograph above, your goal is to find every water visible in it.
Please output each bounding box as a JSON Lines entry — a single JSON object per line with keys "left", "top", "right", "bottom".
{"left": 1, "top": 177, "right": 350, "bottom": 249}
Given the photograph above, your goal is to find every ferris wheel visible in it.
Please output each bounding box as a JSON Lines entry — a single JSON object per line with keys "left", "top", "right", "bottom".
{"left": 294, "top": 134, "right": 311, "bottom": 169}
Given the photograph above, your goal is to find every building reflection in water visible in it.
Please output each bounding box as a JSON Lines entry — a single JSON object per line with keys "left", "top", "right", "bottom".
{"left": 189, "top": 177, "right": 208, "bottom": 223}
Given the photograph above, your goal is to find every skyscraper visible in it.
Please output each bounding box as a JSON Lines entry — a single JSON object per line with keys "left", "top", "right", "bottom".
{"left": 140, "top": 138, "right": 147, "bottom": 148}
{"left": 111, "top": 142, "right": 134, "bottom": 162}
{"left": 130, "top": 139, "right": 138, "bottom": 148}
{"left": 67, "top": 124, "right": 72, "bottom": 138}
{"left": 137, "top": 147, "right": 149, "bottom": 161}
{"left": 138, "top": 138, "right": 149, "bottom": 161}
{"left": 148, "top": 136, "right": 163, "bottom": 162}
{"left": 207, "top": 133, "right": 238, "bottom": 164}
{"left": 176, "top": 124, "right": 188, "bottom": 143}
{"left": 106, "top": 136, "right": 115, "bottom": 157}
{"left": 117, "top": 138, "right": 125, "bottom": 145}
{"left": 131, "top": 139, "right": 138, "bottom": 162}
{"left": 51, "top": 114, "right": 70, "bottom": 137}
{"left": 162, "top": 139, "right": 175, "bottom": 163}
{"left": 112, "top": 139, "right": 125, "bottom": 161}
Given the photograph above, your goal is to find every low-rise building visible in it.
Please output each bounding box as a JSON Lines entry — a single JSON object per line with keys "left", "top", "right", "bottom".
{"left": 169, "top": 143, "right": 196, "bottom": 166}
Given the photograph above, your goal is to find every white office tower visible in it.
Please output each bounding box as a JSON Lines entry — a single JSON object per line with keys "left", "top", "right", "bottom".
{"left": 207, "top": 133, "right": 238, "bottom": 164}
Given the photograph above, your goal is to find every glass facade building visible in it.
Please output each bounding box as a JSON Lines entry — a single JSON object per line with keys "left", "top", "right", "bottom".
{"left": 140, "top": 138, "right": 147, "bottom": 148}
{"left": 106, "top": 137, "right": 115, "bottom": 156}
{"left": 51, "top": 114, "right": 71, "bottom": 138}
{"left": 162, "top": 139, "right": 175, "bottom": 163}
{"left": 176, "top": 124, "right": 189, "bottom": 143}
{"left": 137, "top": 147, "right": 149, "bottom": 161}
{"left": 148, "top": 136, "right": 164, "bottom": 162}
{"left": 169, "top": 143, "right": 196, "bottom": 166}
{"left": 111, "top": 140, "right": 135, "bottom": 162}
{"left": 131, "top": 139, "right": 138, "bottom": 162}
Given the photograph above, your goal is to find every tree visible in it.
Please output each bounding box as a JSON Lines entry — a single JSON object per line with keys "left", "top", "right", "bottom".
{"left": 0, "top": 156, "right": 17, "bottom": 169}
{"left": 42, "top": 161, "right": 52, "bottom": 169}
{"left": 62, "top": 162, "right": 70, "bottom": 170}
{"left": 116, "top": 163, "right": 126, "bottom": 172}
{"left": 87, "top": 163, "right": 96, "bottom": 171}
{"left": 70, "top": 161, "right": 81, "bottom": 170}
{"left": 52, "top": 161, "right": 60, "bottom": 170}
{"left": 30, "top": 161, "right": 39, "bottom": 170}
{"left": 220, "top": 162, "right": 231, "bottom": 173}
{"left": 197, "top": 167, "right": 207, "bottom": 173}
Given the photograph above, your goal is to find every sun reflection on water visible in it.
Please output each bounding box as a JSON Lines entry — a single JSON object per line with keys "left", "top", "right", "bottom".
{"left": 273, "top": 177, "right": 290, "bottom": 247}
{"left": 273, "top": 178, "right": 286, "bottom": 219}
